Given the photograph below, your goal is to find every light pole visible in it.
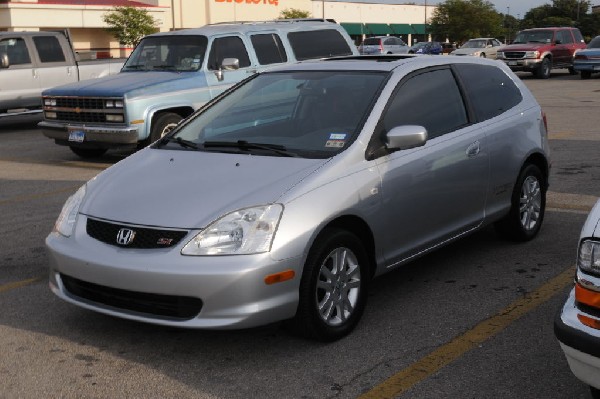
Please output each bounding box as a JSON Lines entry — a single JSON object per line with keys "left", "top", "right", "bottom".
{"left": 506, "top": 6, "right": 511, "bottom": 44}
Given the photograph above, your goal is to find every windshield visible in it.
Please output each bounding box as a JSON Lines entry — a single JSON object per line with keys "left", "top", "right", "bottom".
{"left": 164, "top": 71, "right": 388, "bottom": 159}
{"left": 123, "top": 35, "right": 208, "bottom": 72}
{"left": 462, "top": 40, "right": 486, "bottom": 48}
{"left": 512, "top": 30, "right": 553, "bottom": 44}
{"left": 413, "top": 42, "right": 427, "bottom": 49}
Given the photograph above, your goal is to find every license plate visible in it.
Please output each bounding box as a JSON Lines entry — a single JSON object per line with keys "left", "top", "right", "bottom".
{"left": 508, "top": 61, "right": 517, "bottom": 66}
{"left": 68, "top": 130, "right": 85, "bottom": 143}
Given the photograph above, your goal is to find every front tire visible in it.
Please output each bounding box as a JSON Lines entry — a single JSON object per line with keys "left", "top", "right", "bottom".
{"left": 495, "top": 164, "right": 546, "bottom": 241}
{"left": 535, "top": 58, "right": 552, "bottom": 79}
{"left": 287, "top": 228, "right": 369, "bottom": 341}
{"left": 149, "top": 112, "right": 183, "bottom": 143}
{"left": 581, "top": 71, "right": 592, "bottom": 80}
{"left": 69, "top": 147, "right": 107, "bottom": 159}
{"left": 591, "top": 386, "right": 600, "bottom": 399}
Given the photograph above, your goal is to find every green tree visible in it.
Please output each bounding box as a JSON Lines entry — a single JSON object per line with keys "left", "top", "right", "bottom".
{"left": 429, "top": 0, "right": 504, "bottom": 44}
{"left": 279, "top": 8, "right": 311, "bottom": 19}
{"left": 102, "top": 6, "right": 158, "bottom": 47}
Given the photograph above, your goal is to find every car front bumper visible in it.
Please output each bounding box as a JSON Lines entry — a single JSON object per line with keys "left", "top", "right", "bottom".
{"left": 500, "top": 58, "right": 542, "bottom": 72}
{"left": 554, "top": 287, "right": 600, "bottom": 390}
{"left": 40, "top": 120, "right": 139, "bottom": 148}
{"left": 46, "top": 216, "right": 301, "bottom": 329}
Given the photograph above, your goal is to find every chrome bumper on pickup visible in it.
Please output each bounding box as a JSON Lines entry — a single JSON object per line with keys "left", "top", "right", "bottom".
{"left": 40, "top": 121, "right": 139, "bottom": 147}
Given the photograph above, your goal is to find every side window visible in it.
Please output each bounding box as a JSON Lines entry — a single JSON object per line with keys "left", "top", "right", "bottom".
{"left": 33, "top": 36, "right": 66, "bottom": 63}
{"left": 287, "top": 29, "right": 353, "bottom": 61}
{"left": 562, "top": 30, "right": 574, "bottom": 44}
{"left": 0, "top": 38, "right": 31, "bottom": 65}
{"left": 250, "top": 33, "right": 288, "bottom": 65}
{"left": 454, "top": 64, "right": 522, "bottom": 121}
{"left": 573, "top": 29, "right": 585, "bottom": 43}
{"left": 382, "top": 68, "right": 467, "bottom": 140}
{"left": 207, "top": 36, "right": 251, "bottom": 70}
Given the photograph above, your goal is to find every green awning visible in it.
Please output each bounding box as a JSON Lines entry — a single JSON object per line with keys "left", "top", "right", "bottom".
{"left": 365, "top": 23, "right": 393, "bottom": 35}
{"left": 390, "top": 24, "right": 413, "bottom": 35}
{"left": 410, "top": 24, "right": 428, "bottom": 34}
{"left": 340, "top": 23, "right": 366, "bottom": 36}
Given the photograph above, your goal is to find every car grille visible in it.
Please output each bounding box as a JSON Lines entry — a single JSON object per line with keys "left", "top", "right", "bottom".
{"left": 86, "top": 218, "right": 189, "bottom": 249}
{"left": 43, "top": 96, "right": 125, "bottom": 124}
{"left": 503, "top": 51, "right": 526, "bottom": 59}
{"left": 60, "top": 274, "right": 203, "bottom": 320}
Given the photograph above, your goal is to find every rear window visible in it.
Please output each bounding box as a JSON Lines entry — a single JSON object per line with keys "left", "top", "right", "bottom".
{"left": 588, "top": 36, "right": 600, "bottom": 48}
{"left": 288, "top": 29, "right": 353, "bottom": 61}
{"left": 454, "top": 64, "right": 522, "bottom": 121}
{"left": 363, "top": 38, "right": 382, "bottom": 46}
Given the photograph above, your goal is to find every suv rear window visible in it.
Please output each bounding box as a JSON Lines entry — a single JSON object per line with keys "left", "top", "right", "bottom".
{"left": 288, "top": 29, "right": 353, "bottom": 61}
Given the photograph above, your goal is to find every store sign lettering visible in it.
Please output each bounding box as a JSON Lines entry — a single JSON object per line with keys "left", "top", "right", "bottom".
{"left": 215, "top": 0, "right": 279, "bottom": 5}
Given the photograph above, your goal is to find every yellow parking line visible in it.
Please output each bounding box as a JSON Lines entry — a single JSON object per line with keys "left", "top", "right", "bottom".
{"left": 0, "top": 276, "right": 44, "bottom": 294}
{"left": 359, "top": 267, "right": 575, "bottom": 399}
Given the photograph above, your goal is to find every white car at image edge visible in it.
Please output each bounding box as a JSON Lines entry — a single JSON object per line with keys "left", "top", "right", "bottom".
{"left": 555, "top": 199, "right": 600, "bottom": 399}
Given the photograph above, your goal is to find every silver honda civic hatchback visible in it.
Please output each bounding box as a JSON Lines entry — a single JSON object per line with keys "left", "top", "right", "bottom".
{"left": 46, "top": 55, "right": 550, "bottom": 341}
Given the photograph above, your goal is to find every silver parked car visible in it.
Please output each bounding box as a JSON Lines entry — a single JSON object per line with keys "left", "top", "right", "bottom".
{"left": 555, "top": 199, "right": 600, "bottom": 398}
{"left": 47, "top": 55, "right": 550, "bottom": 341}
{"left": 450, "top": 37, "right": 503, "bottom": 59}
{"left": 358, "top": 36, "right": 409, "bottom": 54}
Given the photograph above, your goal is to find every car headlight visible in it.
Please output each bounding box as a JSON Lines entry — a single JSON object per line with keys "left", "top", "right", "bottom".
{"left": 525, "top": 51, "right": 540, "bottom": 58}
{"left": 53, "top": 185, "right": 86, "bottom": 237}
{"left": 496, "top": 51, "right": 504, "bottom": 58}
{"left": 181, "top": 204, "right": 283, "bottom": 255}
{"left": 473, "top": 51, "right": 481, "bottom": 56}
{"left": 578, "top": 239, "right": 600, "bottom": 276}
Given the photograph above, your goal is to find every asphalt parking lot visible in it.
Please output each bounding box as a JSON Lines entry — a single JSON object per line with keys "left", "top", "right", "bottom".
{"left": 1, "top": 69, "right": 599, "bottom": 398}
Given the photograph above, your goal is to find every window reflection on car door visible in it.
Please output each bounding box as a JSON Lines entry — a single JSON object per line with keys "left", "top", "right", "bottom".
{"left": 370, "top": 67, "right": 489, "bottom": 267}
{"left": 205, "top": 35, "right": 255, "bottom": 98}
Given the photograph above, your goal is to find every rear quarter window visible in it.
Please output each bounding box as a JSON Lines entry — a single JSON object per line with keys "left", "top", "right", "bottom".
{"left": 454, "top": 64, "right": 522, "bottom": 121}
{"left": 250, "top": 33, "right": 287, "bottom": 65}
{"left": 287, "top": 29, "right": 353, "bottom": 61}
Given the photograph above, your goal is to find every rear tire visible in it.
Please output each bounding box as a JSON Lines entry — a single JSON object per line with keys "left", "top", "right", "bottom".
{"left": 69, "top": 147, "right": 107, "bottom": 159}
{"left": 495, "top": 164, "right": 546, "bottom": 241}
{"left": 286, "top": 228, "right": 369, "bottom": 341}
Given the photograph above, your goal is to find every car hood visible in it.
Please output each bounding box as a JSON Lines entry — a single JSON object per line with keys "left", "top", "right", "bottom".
{"left": 500, "top": 43, "right": 548, "bottom": 51}
{"left": 80, "top": 148, "right": 328, "bottom": 228}
{"left": 452, "top": 48, "right": 483, "bottom": 55}
{"left": 42, "top": 71, "right": 208, "bottom": 98}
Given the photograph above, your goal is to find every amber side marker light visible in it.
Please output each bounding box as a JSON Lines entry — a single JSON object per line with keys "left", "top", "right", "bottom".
{"left": 575, "top": 283, "right": 600, "bottom": 309}
{"left": 264, "top": 270, "right": 295, "bottom": 285}
{"left": 577, "top": 314, "right": 600, "bottom": 330}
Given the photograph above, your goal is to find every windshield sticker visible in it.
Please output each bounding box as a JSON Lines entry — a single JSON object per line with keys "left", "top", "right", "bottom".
{"left": 326, "top": 140, "right": 346, "bottom": 148}
{"left": 329, "top": 133, "right": 347, "bottom": 140}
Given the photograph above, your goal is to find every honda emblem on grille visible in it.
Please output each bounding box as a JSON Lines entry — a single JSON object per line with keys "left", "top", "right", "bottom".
{"left": 116, "top": 228, "right": 136, "bottom": 246}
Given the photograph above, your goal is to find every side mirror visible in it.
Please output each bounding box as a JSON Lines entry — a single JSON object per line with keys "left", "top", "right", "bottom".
{"left": 214, "top": 58, "right": 240, "bottom": 82}
{"left": 385, "top": 125, "right": 428, "bottom": 151}
{"left": 0, "top": 53, "right": 9, "bottom": 68}
{"left": 554, "top": 39, "right": 562, "bottom": 45}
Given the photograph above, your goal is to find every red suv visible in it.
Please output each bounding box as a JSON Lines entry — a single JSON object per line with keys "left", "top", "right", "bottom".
{"left": 496, "top": 27, "right": 586, "bottom": 79}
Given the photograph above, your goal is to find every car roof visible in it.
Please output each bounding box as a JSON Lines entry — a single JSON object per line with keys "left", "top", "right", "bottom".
{"left": 146, "top": 19, "right": 345, "bottom": 38}
{"left": 263, "top": 54, "right": 503, "bottom": 74}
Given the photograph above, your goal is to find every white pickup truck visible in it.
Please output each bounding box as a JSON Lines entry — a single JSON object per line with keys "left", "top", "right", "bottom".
{"left": 0, "top": 31, "right": 124, "bottom": 117}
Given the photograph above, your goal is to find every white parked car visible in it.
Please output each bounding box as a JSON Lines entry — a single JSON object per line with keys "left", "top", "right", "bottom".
{"left": 555, "top": 199, "right": 600, "bottom": 399}
{"left": 451, "top": 38, "right": 503, "bottom": 59}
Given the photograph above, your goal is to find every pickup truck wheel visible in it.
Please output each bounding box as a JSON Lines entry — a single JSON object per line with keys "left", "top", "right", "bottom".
{"left": 535, "top": 58, "right": 551, "bottom": 79}
{"left": 581, "top": 71, "right": 592, "bottom": 79}
{"left": 150, "top": 113, "right": 183, "bottom": 143}
{"left": 69, "top": 147, "right": 107, "bottom": 158}
{"left": 286, "top": 228, "right": 369, "bottom": 341}
{"left": 480, "top": 53, "right": 486, "bottom": 58}
{"left": 494, "top": 164, "right": 546, "bottom": 241}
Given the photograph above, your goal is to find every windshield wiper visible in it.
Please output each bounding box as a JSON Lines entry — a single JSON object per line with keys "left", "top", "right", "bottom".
{"left": 153, "top": 64, "right": 177, "bottom": 70}
{"left": 123, "top": 64, "right": 146, "bottom": 70}
{"left": 203, "top": 140, "right": 298, "bottom": 157}
{"left": 160, "top": 136, "right": 199, "bottom": 150}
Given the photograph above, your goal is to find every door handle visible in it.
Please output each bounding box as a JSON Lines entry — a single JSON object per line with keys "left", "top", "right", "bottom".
{"left": 466, "top": 141, "right": 480, "bottom": 157}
